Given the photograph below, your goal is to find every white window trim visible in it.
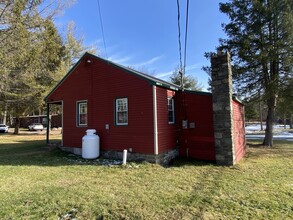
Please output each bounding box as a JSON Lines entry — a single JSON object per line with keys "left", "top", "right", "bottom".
{"left": 115, "top": 98, "right": 128, "bottom": 126}
{"left": 77, "top": 100, "right": 88, "bottom": 127}
{"left": 168, "top": 97, "right": 175, "bottom": 124}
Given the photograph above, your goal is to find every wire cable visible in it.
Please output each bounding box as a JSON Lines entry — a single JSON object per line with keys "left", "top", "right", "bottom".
{"left": 96, "top": 0, "right": 108, "bottom": 58}
{"left": 183, "top": 0, "right": 189, "bottom": 75}
{"left": 176, "top": 0, "right": 183, "bottom": 72}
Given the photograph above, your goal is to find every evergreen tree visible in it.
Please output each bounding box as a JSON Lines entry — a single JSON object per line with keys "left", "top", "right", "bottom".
{"left": 53, "top": 21, "right": 99, "bottom": 87}
{"left": 63, "top": 21, "right": 98, "bottom": 69}
{"left": 0, "top": 1, "right": 64, "bottom": 134}
{"left": 276, "top": 78, "right": 293, "bottom": 128}
{"left": 244, "top": 100, "right": 259, "bottom": 122}
{"left": 169, "top": 68, "right": 203, "bottom": 91}
{"left": 218, "top": 0, "right": 293, "bottom": 146}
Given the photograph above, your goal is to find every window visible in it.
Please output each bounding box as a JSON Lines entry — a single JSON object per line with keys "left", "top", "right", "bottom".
{"left": 116, "top": 98, "right": 128, "bottom": 125}
{"left": 168, "top": 97, "right": 175, "bottom": 124}
{"left": 77, "top": 101, "right": 87, "bottom": 126}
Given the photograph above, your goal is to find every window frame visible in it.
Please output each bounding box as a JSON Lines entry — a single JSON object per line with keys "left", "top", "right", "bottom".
{"left": 77, "top": 100, "right": 88, "bottom": 127}
{"left": 168, "top": 97, "right": 175, "bottom": 124}
{"left": 115, "top": 97, "right": 128, "bottom": 126}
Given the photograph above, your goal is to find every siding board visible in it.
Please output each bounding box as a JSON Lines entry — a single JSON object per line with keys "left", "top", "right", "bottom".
{"left": 177, "top": 92, "right": 216, "bottom": 161}
{"left": 156, "top": 87, "right": 177, "bottom": 153}
{"left": 233, "top": 100, "right": 246, "bottom": 162}
{"left": 47, "top": 55, "right": 154, "bottom": 154}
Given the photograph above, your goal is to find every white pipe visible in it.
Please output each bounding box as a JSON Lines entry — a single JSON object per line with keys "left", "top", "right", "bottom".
{"left": 153, "top": 85, "right": 158, "bottom": 155}
{"left": 122, "top": 149, "right": 127, "bottom": 165}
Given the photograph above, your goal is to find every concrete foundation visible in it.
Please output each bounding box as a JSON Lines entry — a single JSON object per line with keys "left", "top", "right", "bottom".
{"left": 58, "top": 146, "right": 178, "bottom": 166}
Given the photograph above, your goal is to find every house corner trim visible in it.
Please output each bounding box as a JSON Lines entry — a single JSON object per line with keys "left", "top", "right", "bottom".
{"left": 153, "top": 85, "right": 158, "bottom": 155}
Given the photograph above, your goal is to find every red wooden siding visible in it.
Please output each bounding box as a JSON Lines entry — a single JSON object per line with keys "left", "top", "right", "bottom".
{"left": 46, "top": 53, "right": 246, "bottom": 163}
{"left": 156, "top": 87, "right": 177, "bottom": 153}
{"left": 177, "top": 92, "right": 215, "bottom": 160}
{"left": 47, "top": 55, "right": 154, "bottom": 154}
{"left": 233, "top": 100, "right": 246, "bottom": 162}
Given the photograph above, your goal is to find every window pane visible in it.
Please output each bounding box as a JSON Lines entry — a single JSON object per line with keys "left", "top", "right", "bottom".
{"left": 80, "top": 114, "right": 87, "bottom": 125}
{"left": 80, "top": 103, "right": 87, "bottom": 114}
{"left": 168, "top": 111, "right": 173, "bottom": 122}
{"left": 116, "top": 98, "right": 128, "bottom": 125}
{"left": 168, "top": 98, "right": 174, "bottom": 123}
{"left": 78, "top": 101, "right": 87, "bottom": 126}
{"left": 118, "top": 112, "right": 127, "bottom": 124}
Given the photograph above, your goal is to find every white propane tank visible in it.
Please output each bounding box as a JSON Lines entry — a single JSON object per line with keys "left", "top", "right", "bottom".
{"left": 82, "top": 129, "right": 100, "bottom": 159}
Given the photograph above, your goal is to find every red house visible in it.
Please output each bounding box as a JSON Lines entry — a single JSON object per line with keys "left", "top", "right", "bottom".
{"left": 46, "top": 52, "right": 246, "bottom": 165}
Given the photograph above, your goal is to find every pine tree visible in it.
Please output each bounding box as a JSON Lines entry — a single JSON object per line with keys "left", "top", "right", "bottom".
{"left": 276, "top": 78, "right": 293, "bottom": 128}
{"left": 218, "top": 0, "right": 293, "bottom": 146}
{"left": 0, "top": 1, "right": 64, "bottom": 134}
{"left": 169, "top": 68, "right": 203, "bottom": 91}
{"left": 63, "top": 21, "right": 98, "bottom": 69}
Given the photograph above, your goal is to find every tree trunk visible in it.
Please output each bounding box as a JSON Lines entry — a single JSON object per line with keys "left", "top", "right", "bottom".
{"left": 263, "top": 98, "right": 275, "bottom": 147}
{"left": 259, "top": 101, "right": 263, "bottom": 130}
{"left": 3, "top": 103, "right": 7, "bottom": 125}
{"left": 14, "top": 116, "right": 20, "bottom": 135}
{"left": 283, "top": 114, "right": 286, "bottom": 129}
{"left": 289, "top": 115, "right": 292, "bottom": 129}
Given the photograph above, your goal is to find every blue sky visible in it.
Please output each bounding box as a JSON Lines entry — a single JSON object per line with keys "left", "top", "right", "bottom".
{"left": 54, "top": 0, "right": 229, "bottom": 91}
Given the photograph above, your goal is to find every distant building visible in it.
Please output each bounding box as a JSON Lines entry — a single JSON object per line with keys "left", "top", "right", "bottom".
{"left": 12, "top": 115, "right": 61, "bottom": 128}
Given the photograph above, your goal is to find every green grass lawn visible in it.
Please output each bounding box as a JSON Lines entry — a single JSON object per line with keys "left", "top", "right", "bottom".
{"left": 0, "top": 133, "right": 292, "bottom": 219}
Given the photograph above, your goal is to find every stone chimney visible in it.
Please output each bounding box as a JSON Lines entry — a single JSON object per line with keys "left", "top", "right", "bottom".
{"left": 211, "top": 51, "right": 235, "bottom": 166}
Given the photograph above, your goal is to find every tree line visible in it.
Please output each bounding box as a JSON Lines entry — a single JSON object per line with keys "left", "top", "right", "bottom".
{"left": 0, "top": 0, "right": 95, "bottom": 134}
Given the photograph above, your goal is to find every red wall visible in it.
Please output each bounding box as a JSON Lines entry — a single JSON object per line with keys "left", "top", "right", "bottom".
{"left": 233, "top": 100, "right": 246, "bottom": 162}
{"left": 47, "top": 55, "right": 155, "bottom": 154}
{"left": 177, "top": 92, "right": 215, "bottom": 161}
{"left": 47, "top": 54, "right": 247, "bottom": 162}
{"left": 156, "top": 87, "right": 177, "bottom": 153}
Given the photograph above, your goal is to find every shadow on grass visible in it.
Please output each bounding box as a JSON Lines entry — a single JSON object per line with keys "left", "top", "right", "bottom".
{"left": 0, "top": 131, "right": 47, "bottom": 136}
{"left": 245, "top": 141, "right": 293, "bottom": 160}
{"left": 0, "top": 138, "right": 76, "bottom": 166}
{"left": 0, "top": 139, "right": 149, "bottom": 168}
{"left": 170, "top": 157, "right": 216, "bottom": 168}
{"left": 3, "top": 138, "right": 290, "bottom": 168}
{"left": 247, "top": 143, "right": 264, "bottom": 148}
{"left": 0, "top": 147, "right": 117, "bottom": 167}
{"left": 0, "top": 139, "right": 217, "bottom": 168}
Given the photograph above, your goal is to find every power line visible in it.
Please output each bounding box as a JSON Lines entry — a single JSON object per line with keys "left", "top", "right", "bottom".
{"left": 176, "top": 0, "right": 183, "bottom": 72}
{"left": 183, "top": 0, "right": 189, "bottom": 74}
{"left": 96, "top": 0, "right": 108, "bottom": 58}
{"left": 176, "top": 0, "right": 190, "bottom": 89}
